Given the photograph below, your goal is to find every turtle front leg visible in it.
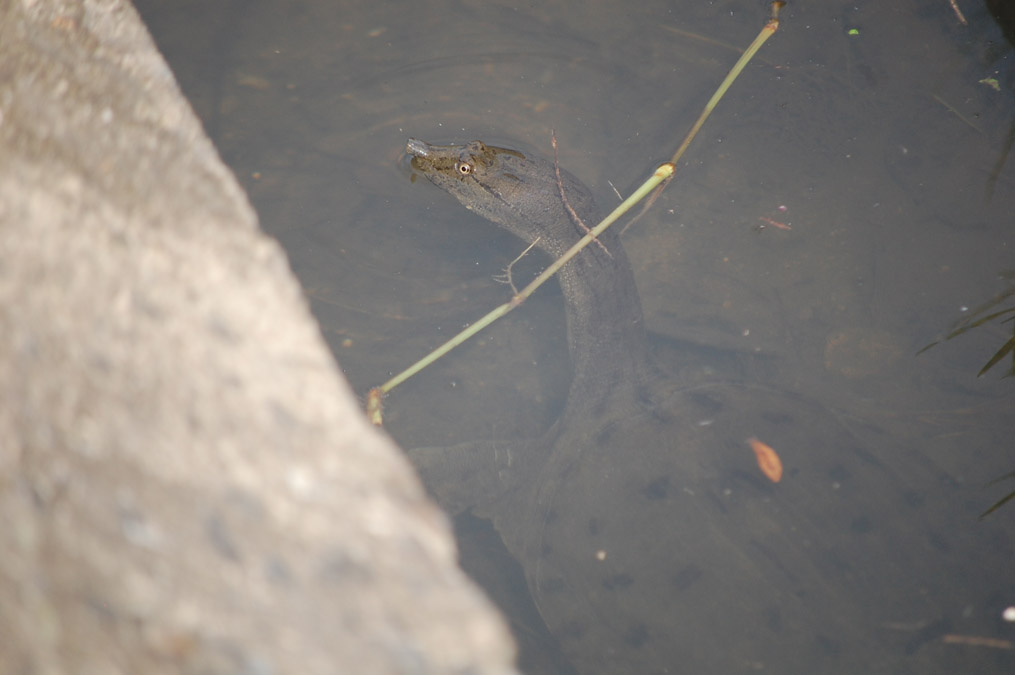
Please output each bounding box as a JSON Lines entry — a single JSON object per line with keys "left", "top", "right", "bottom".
{"left": 408, "top": 439, "right": 531, "bottom": 516}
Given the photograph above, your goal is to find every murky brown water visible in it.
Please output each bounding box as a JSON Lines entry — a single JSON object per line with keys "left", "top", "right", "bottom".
{"left": 138, "top": 1, "right": 1015, "bottom": 672}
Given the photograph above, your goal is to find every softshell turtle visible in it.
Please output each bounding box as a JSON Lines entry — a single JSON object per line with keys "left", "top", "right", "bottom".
{"left": 404, "top": 138, "right": 949, "bottom": 674}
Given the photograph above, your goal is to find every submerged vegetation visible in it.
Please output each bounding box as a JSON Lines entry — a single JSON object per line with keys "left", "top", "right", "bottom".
{"left": 918, "top": 270, "right": 1015, "bottom": 378}
{"left": 919, "top": 271, "right": 1015, "bottom": 518}
{"left": 979, "top": 471, "right": 1015, "bottom": 520}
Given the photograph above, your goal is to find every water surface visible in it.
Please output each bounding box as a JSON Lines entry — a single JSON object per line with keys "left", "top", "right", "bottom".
{"left": 136, "top": 1, "right": 1015, "bottom": 672}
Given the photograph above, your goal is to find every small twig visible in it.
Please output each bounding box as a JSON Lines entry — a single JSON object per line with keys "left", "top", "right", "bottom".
{"left": 493, "top": 237, "right": 541, "bottom": 295}
{"left": 758, "top": 216, "right": 792, "bottom": 230}
{"left": 942, "top": 634, "right": 1012, "bottom": 649}
{"left": 948, "top": 0, "right": 967, "bottom": 25}
{"left": 551, "top": 131, "right": 611, "bottom": 258}
{"left": 607, "top": 179, "right": 624, "bottom": 202}
{"left": 932, "top": 94, "right": 982, "bottom": 133}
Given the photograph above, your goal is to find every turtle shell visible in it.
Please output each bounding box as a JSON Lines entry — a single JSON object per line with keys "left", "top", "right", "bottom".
{"left": 481, "top": 381, "right": 947, "bottom": 674}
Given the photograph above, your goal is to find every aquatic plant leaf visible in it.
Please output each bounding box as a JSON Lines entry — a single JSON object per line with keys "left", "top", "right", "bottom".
{"left": 979, "top": 489, "right": 1015, "bottom": 520}
{"left": 977, "top": 335, "right": 1015, "bottom": 377}
{"left": 979, "top": 471, "right": 1015, "bottom": 519}
{"left": 954, "top": 307, "right": 1015, "bottom": 332}
{"left": 985, "top": 470, "right": 1015, "bottom": 487}
{"left": 918, "top": 282, "right": 1015, "bottom": 377}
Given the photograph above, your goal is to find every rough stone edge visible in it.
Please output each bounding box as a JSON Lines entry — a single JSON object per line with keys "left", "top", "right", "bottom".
{"left": 0, "top": 0, "right": 517, "bottom": 672}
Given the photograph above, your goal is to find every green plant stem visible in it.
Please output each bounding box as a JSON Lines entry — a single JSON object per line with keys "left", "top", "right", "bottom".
{"left": 368, "top": 3, "right": 785, "bottom": 422}
{"left": 375, "top": 162, "right": 674, "bottom": 397}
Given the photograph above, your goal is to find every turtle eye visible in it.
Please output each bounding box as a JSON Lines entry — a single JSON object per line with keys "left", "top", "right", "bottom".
{"left": 455, "top": 161, "right": 473, "bottom": 176}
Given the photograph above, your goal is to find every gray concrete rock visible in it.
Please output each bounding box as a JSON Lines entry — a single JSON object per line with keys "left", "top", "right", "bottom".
{"left": 0, "top": 1, "right": 517, "bottom": 673}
